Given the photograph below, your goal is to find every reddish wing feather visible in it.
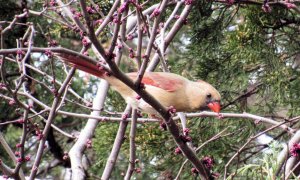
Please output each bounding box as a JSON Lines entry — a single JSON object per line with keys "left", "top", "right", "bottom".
{"left": 127, "top": 72, "right": 184, "bottom": 92}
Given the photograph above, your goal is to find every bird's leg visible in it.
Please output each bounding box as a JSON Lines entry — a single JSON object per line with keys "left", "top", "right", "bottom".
{"left": 149, "top": 114, "right": 167, "bottom": 131}
{"left": 178, "top": 112, "right": 187, "bottom": 133}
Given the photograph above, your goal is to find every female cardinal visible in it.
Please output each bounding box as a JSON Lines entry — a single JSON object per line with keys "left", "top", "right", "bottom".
{"left": 56, "top": 54, "right": 221, "bottom": 114}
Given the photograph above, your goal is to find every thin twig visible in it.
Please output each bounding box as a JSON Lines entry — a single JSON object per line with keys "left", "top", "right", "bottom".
{"left": 124, "top": 109, "right": 138, "bottom": 180}
{"left": 175, "top": 128, "right": 230, "bottom": 180}
{"left": 224, "top": 116, "right": 300, "bottom": 180}
{"left": 29, "top": 68, "right": 75, "bottom": 180}
{"left": 101, "top": 105, "right": 132, "bottom": 179}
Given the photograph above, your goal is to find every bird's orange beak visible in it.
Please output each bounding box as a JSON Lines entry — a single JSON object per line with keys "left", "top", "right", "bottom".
{"left": 207, "top": 101, "right": 221, "bottom": 113}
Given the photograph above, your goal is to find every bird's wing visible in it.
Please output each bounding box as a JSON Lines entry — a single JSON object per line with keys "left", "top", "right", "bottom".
{"left": 127, "top": 72, "right": 186, "bottom": 92}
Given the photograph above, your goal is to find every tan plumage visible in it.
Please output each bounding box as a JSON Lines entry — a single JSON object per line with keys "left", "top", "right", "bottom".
{"left": 56, "top": 54, "right": 221, "bottom": 114}
{"left": 106, "top": 72, "right": 221, "bottom": 114}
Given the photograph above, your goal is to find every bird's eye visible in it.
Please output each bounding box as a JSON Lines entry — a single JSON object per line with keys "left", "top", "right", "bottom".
{"left": 207, "top": 93, "right": 212, "bottom": 99}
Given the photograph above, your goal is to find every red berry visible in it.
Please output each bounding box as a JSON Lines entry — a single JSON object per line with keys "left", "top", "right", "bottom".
{"left": 168, "top": 106, "right": 176, "bottom": 114}
{"left": 86, "top": 139, "right": 92, "bottom": 148}
{"left": 174, "top": 147, "right": 182, "bottom": 155}
{"left": 191, "top": 167, "right": 199, "bottom": 174}
{"left": 135, "top": 167, "right": 142, "bottom": 173}
{"left": 63, "top": 153, "right": 69, "bottom": 160}
{"left": 151, "top": 8, "right": 160, "bottom": 17}
{"left": 129, "top": 52, "right": 135, "bottom": 58}
{"left": 18, "top": 118, "right": 25, "bottom": 124}
{"left": 17, "top": 157, "right": 23, "bottom": 163}
{"left": 118, "top": 3, "right": 128, "bottom": 13}
{"left": 37, "top": 133, "right": 44, "bottom": 140}
{"left": 86, "top": 6, "right": 95, "bottom": 14}
{"left": 15, "top": 151, "right": 21, "bottom": 157}
{"left": 96, "top": 19, "right": 103, "bottom": 25}
{"left": 185, "top": 0, "right": 193, "bottom": 5}
{"left": 82, "top": 37, "right": 89, "bottom": 47}
{"left": 25, "top": 155, "right": 31, "bottom": 161}
{"left": 49, "top": 0, "right": 57, "bottom": 6}
{"left": 136, "top": 95, "right": 141, "bottom": 100}
{"left": 127, "top": 34, "right": 133, "bottom": 40}
{"left": 122, "top": 113, "right": 129, "bottom": 120}
{"left": 16, "top": 143, "right": 22, "bottom": 148}
{"left": 202, "top": 156, "right": 214, "bottom": 169}
{"left": 9, "top": 100, "right": 16, "bottom": 106}
{"left": 160, "top": 122, "right": 167, "bottom": 131}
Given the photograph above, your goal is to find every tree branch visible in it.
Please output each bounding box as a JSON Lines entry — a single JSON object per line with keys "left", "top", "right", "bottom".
{"left": 29, "top": 68, "right": 75, "bottom": 180}
{"left": 124, "top": 109, "right": 138, "bottom": 180}
{"left": 101, "top": 105, "right": 132, "bottom": 179}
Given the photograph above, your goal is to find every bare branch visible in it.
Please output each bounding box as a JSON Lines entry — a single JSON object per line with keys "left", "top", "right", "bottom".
{"left": 124, "top": 109, "right": 138, "bottom": 180}
{"left": 175, "top": 128, "right": 230, "bottom": 180}
{"left": 69, "top": 80, "right": 109, "bottom": 179}
{"left": 29, "top": 68, "right": 75, "bottom": 180}
{"left": 101, "top": 105, "right": 132, "bottom": 179}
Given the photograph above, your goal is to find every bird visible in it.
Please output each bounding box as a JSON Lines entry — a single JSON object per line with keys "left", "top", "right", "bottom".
{"left": 55, "top": 53, "right": 221, "bottom": 115}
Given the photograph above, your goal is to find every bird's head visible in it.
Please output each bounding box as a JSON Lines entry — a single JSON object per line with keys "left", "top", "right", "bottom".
{"left": 206, "top": 91, "right": 221, "bottom": 113}
{"left": 189, "top": 81, "right": 221, "bottom": 113}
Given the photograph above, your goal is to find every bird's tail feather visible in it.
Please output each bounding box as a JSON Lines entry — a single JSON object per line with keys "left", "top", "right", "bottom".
{"left": 55, "top": 53, "right": 106, "bottom": 78}
{"left": 55, "top": 53, "right": 133, "bottom": 96}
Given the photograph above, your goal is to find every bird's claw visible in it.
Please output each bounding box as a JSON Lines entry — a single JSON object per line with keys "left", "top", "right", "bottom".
{"left": 217, "top": 113, "right": 224, "bottom": 119}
